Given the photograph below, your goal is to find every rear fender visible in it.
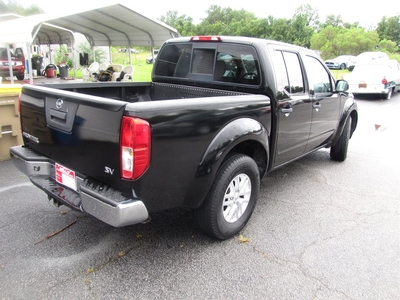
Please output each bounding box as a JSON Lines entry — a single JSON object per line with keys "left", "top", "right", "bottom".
{"left": 199, "top": 118, "right": 269, "bottom": 175}
{"left": 183, "top": 118, "right": 269, "bottom": 208}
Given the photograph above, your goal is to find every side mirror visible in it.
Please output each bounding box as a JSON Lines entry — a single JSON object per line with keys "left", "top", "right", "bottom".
{"left": 336, "top": 79, "right": 349, "bottom": 92}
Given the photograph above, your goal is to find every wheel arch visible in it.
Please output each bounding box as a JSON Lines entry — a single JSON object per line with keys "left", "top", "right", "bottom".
{"left": 199, "top": 117, "right": 269, "bottom": 179}
{"left": 331, "top": 100, "right": 358, "bottom": 146}
{"left": 183, "top": 117, "right": 269, "bottom": 209}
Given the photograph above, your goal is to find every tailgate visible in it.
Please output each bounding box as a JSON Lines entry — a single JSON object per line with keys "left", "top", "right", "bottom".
{"left": 20, "top": 84, "right": 128, "bottom": 187}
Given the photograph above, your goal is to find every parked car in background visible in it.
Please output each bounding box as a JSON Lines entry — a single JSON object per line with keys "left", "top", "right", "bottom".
{"left": 348, "top": 51, "right": 389, "bottom": 71}
{"left": 0, "top": 46, "right": 26, "bottom": 80}
{"left": 325, "top": 55, "right": 356, "bottom": 70}
{"left": 343, "top": 59, "right": 400, "bottom": 99}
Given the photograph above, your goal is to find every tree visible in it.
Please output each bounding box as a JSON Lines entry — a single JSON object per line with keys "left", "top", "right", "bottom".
{"left": 288, "top": 14, "right": 314, "bottom": 47}
{"left": 376, "top": 15, "right": 400, "bottom": 50}
{"left": 196, "top": 5, "right": 260, "bottom": 36}
{"left": 160, "top": 11, "right": 197, "bottom": 36}
{"left": 377, "top": 39, "right": 398, "bottom": 53}
{"left": 268, "top": 18, "right": 292, "bottom": 43}
{"left": 0, "top": 0, "right": 43, "bottom": 15}
{"left": 311, "top": 26, "right": 380, "bottom": 59}
{"left": 322, "top": 14, "right": 344, "bottom": 28}
{"left": 77, "top": 42, "right": 107, "bottom": 65}
{"left": 293, "top": 4, "right": 320, "bottom": 30}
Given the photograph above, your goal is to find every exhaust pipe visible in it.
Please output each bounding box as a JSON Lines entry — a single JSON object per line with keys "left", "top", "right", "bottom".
{"left": 48, "top": 196, "right": 63, "bottom": 207}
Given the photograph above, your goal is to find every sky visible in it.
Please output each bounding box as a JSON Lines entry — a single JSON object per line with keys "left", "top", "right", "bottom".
{"left": 13, "top": 0, "right": 400, "bottom": 29}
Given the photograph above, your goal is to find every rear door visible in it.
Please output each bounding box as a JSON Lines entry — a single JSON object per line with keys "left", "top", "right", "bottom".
{"left": 273, "top": 49, "right": 312, "bottom": 167}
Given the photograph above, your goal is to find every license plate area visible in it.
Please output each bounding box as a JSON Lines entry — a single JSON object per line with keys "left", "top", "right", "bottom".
{"left": 358, "top": 82, "right": 367, "bottom": 88}
{"left": 55, "top": 163, "right": 77, "bottom": 191}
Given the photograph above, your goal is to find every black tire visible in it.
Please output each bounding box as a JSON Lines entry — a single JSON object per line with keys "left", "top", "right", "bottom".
{"left": 340, "top": 63, "right": 346, "bottom": 70}
{"left": 16, "top": 74, "right": 24, "bottom": 80}
{"left": 330, "top": 117, "right": 351, "bottom": 162}
{"left": 193, "top": 154, "right": 260, "bottom": 240}
{"left": 386, "top": 88, "right": 393, "bottom": 100}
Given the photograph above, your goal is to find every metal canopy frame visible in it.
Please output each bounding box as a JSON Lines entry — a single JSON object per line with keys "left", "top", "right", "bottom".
{"left": 31, "top": 4, "right": 179, "bottom": 48}
{"left": 0, "top": 3, "right": 179, "bottom": 83}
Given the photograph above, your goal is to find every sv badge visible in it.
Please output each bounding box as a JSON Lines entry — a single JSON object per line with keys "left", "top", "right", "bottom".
{"left": 104, "top": 166, "right": 114, "bottom": 175}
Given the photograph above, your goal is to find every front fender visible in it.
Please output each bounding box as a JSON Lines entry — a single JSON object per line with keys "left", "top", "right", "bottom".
{"left": 332, "top": 96, "right": 358, "bottom": 146}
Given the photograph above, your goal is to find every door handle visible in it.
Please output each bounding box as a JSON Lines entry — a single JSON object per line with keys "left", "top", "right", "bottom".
{"left": 281, "top": 107, "right": 293, "bottom": 117}
{"left": 281, "top": 108, "right": 293, "bottom": 113}
{"left": 313, "top": 103, "right": 321, "bottom": 111}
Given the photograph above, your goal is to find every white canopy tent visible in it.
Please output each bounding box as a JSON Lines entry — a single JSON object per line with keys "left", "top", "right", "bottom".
{"left": 0, "top": 3, "right": 179, "bottom": 83}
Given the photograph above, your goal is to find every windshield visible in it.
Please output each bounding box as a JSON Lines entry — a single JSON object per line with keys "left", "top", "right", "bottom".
{"left": 0, "top": 47, "right": 14, "bottom": 59}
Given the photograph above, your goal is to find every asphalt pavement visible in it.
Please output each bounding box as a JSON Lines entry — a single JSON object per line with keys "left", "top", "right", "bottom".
{"left": 0, "top": 93, "right": 399, "bottom": 300}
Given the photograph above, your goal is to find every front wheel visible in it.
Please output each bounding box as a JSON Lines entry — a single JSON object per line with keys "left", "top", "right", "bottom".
{"left": 330, "top": 117, "right": 351, "bottom": 161}
{"left": 385, "top": 88, "right": 393, "bottom": 100}
{"left": 193, "top": 154, "right": 260, "bottom": 240}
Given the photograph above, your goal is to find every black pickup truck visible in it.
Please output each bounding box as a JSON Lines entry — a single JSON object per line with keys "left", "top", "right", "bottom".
{"left": 10, "top": 36, "right": 358, "bottom": 240}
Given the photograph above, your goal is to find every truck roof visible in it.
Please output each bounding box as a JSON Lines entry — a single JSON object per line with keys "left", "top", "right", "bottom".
{"left": 162, "top": 36, "right": 315, "bottom": 54}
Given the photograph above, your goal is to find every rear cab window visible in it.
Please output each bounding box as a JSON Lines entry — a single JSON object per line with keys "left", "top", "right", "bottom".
{"left": 154, "top": 42, "right": 261, "bottom": 86}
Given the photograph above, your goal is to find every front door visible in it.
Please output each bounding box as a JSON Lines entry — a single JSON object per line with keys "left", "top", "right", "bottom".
{"left": 303, "top": 55, "right": 341, "bottom": 152}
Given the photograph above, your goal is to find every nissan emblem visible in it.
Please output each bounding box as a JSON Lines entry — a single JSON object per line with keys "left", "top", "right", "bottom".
{"left": 56, "top": 98, "right": 63, "bottom": 109}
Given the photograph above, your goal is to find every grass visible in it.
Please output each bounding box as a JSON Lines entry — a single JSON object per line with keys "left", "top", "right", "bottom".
{"left": 68, "top": 53, "right": 351, "bottom": 83}
{"left": 68, "top": 51, "right": 154, "bottom": 82}
{"left": 330, "top": 69, "right": 351, "bottom": 80}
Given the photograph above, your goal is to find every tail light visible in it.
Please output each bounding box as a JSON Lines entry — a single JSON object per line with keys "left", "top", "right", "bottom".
{"left": 120, "top": 116, "right": 151, "bottom": 180}
{"left": 382, "top": 78, "right": 388, "bottom": 85}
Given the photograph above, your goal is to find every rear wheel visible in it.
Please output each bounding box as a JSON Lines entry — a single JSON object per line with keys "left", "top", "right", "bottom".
{"left": 330, "top": 117, "right": 351, "bottom": 162}
{"left": 340, "top": 63, "right": 346, "bottom": 70}
{"left": 193, "top": 154, "right": 260, "bottom": 240}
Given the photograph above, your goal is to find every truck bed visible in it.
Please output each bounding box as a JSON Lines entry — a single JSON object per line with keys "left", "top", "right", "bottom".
{"left": 35, "top": 81, "right": 248, "bottom": 102}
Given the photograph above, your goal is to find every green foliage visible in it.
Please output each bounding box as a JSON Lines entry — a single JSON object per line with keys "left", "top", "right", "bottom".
{"left": 160, "top": 11, "right": 196, "bottom": 36}
{"left": 376, "top": 15, "right": 400, "bottom": 47}
{"left": 77, "top": 42, "right": 108, "bottom": 66}
{"left": 378, "top": 39, "right": 399, "bottom": 53}
{"left": 196, "top": 6, "right": 260, "bottom": 36}
{"left": 69, "top": 50, "right": 153, "bottom": 82}
{"left": 389, "top": 52, "right": 400, "bottom": 62}
{"left": 289, "top": 14, "right": 314, "bottom": 47}
{"left": 293, "top": 4, "right": 320, "bottom": 31}
{"left": 0, "top": 0, "right": 43, "bottom": 15}
{"left": 311, "top": 26, "right": 381, "bottom": 60}
{"left": 54, "top": 46, "right": 73, "bottom": 68}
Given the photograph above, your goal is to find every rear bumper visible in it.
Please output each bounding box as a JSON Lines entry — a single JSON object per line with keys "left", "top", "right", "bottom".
{"left": 349, "top": 85, "right": 391, "bottom": 95}
{"left": 9, "top": 145, "right": 149, "bottom": 227}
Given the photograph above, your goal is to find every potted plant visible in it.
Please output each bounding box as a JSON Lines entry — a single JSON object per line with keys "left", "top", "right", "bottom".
{"left": 57, "top": 53, "right": 72, "bottom": 78}
{"left": 31, "top": 54, "right": 43, "bottom": 74}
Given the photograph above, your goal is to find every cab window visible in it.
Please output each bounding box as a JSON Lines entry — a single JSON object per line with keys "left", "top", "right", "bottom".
{"left": 154, "top": 43, "right": 260, "bottom": 85}
{"left": 304, "top": 56, "right": 333, "bottom": 93}
{"left": 214, "top": 44, "right": 260, "bottom": 85}
{"left": 274, "top": 50, "right": 305, "bottom": 96}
